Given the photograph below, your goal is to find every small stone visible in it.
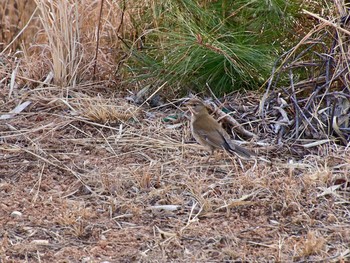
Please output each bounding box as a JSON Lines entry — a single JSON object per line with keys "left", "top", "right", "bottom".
{"left": 10, "top": 211, "right": 22, "bottom": 218}
{"left": 81, "top": 257, "right": 91, "bottom": 263}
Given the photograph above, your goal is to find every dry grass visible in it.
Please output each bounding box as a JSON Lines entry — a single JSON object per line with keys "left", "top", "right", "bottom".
{"left": 0, "top": 0, "right": 38, "bottom": 52}
{"left": 0, "top": 0, "right": 350, "bottom": 262}
{"left": 0, "top": 0, "right": 134, "bottom": 87}
{"left": 1, "top": 83, "right": 349, "bottom": 262}
{"left": 260, "top": 2, "right": 350, "bottom": 146}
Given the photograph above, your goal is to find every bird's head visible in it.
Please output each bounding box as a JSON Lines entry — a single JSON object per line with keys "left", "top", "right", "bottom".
{"left": 185, "top": 99, "right": 209, "bottom": 116}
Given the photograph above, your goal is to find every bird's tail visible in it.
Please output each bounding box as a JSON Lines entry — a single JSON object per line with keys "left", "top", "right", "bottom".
{"left": 227, "top": 142, "right": 254, "bottom": 159}
{"left": 218, "top": 131, "right": 255, "bottom": 158}
{"left": 216, "top": 128, "right": 254, "bottom": 158}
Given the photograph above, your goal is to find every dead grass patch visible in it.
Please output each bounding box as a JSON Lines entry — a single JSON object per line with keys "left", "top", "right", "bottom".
{"left": 1, "top": 85, "right": 349, "bottom": 262}
{"left": 0, "top": 1, "right": 349, "bottom": 262}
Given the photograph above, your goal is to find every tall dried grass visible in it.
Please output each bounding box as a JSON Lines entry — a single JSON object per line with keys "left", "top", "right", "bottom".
{"left": 0, "top": 0, "right": 37, "bottom": 52}
{"left": 1, "top": 0, "right": 135, "bottom": 88}
{"left": 35, "top": 0, "right": 88, "bottom": 87}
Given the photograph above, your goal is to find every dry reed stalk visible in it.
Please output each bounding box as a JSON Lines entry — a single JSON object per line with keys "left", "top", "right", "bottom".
{"left": 35, "top": 0, "right": 82, "bottom": 86}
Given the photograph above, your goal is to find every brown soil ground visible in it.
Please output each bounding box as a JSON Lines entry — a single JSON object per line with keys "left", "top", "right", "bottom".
{"left": 1, "top": 87, "right": 349, "bottom": 263}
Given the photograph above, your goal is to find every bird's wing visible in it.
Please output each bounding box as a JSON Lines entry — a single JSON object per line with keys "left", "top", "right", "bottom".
{"left": 192, "top": 115, "right": 225, "bottom": 148}
{"left": 196, "top": 128, "right": 226, "bottom": 149}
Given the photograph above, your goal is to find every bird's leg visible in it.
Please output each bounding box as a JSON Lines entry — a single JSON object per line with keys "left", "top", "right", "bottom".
{"left": 237, "top": 158, "right": 245, "bottom": 170}
{"left": 251, "top": 158, "right": 257, "bottom": 171}
{"left": 205, "top": 148, "right": 214, "bottom": 162}
{"left": 213, "top": 149, "right": 224, "bottom": 162}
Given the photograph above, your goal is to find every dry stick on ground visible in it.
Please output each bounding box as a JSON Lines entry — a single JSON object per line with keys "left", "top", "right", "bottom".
{"left": 259, "top": 22, "right": 328, "bottom": 117}
{"left": 258, "top": 42, "right": 316, "bottom": 118}
{"left": 286, "top": 68, "right": 320, "bottom": 139}
{"left": 289, "top": 69, "right": 300, "bottom": 139}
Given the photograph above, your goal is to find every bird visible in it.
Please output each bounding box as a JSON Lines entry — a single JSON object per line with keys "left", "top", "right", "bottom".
{"left": 186, "top": 99, "right": 254, "bottom": 159}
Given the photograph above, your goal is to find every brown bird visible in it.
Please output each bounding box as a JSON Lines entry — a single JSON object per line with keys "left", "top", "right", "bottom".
{"left": 186, "top": 99, "right": 253, "bottom": 159}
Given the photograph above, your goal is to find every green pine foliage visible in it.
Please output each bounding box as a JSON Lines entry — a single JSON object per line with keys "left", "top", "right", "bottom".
{"left": 127, "top": 0, "right": 302, "bottom": 95}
